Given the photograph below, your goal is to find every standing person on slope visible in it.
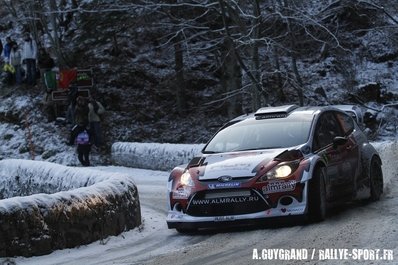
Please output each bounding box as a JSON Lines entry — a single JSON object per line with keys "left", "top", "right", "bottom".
{"left": 75, "top": 127, "right": 91, "bottom": 166}
{"left": 9, "top": 43, "right": 22, "bottom": 85}
{"left": 21, "top": 33, "right": 38, "bottom": 87}
{"left": 88, "top": 95, "right": 105, "bottom": 147}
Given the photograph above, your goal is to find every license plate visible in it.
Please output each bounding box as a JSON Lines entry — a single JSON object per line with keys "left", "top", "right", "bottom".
{"left": 214, "top": 216, "right": 235, "bottom": 222}
{"left": 205, "top": 190, "right": 251, "bottom": 199}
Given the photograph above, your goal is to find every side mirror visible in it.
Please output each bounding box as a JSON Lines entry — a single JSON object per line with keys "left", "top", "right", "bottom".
{"left": 333, "top": 136, "right": 348, "bottom": 149}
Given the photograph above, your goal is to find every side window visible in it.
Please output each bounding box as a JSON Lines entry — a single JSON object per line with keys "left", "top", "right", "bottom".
{"left": 313, "top": 112, "right": 344, "bottom": 151}
{"left": 335, "top": 112, "right": 354, "bottom": 136}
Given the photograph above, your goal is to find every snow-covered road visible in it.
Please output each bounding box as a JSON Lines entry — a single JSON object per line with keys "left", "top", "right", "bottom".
{"left": 8, "top": 142, "right": 398, "bottom": 265}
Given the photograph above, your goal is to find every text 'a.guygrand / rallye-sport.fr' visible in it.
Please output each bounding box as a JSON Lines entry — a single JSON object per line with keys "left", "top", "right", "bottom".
{"left": 166, "top": 105, "right": 383, "bottom": 233}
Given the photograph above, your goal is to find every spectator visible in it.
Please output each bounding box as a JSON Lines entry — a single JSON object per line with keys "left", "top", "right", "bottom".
{"left": 75, "top": 96, "right": 89, "bottom": 127}
{"left": 75, "top": 126, "right": 91, "bottom": 167}
{"left": 3, "top": 37, "right": 14, "bottom": 62}
{"left": 38, "top": 47, "right": 55, "bottom": 84}
{"left": 88, "top": 95, "right": 105, "bottom": 147}
{"left": 68, "top": 96, "right": 89, "bottom": 145}
{"left": 21, "top": 33, "right": 38, "bottom": 86}
{"left": 9, "top": 43, "right": 22, "bottom": 85}
{"left": 38, "top": 47, "right": 54, "bottom": 70}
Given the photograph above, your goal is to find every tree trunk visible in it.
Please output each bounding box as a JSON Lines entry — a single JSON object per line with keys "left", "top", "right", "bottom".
{"left": 250, "top": 0, "right": 263, "bottom": 111}
{"left": 282, "top": 0, "right": 304, "bottom": 106}
{"left": 49, "top": 0, "right": 67, "bottom": 67}
{"left": 173, "top": 33, "right": 185, "bottom": 114}
{"left": 218, "top": 0, "right": 243, "bottom": 118}
{"left": 221, "top": 38, "right": 242, "bottom": 119}
{"left": 273, "top": 46, "right": 286, "bottom": 102}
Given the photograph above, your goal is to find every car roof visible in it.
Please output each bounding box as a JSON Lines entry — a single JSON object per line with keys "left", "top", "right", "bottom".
{"left": 227, "top": 105, "right": 355, "bottom": 125}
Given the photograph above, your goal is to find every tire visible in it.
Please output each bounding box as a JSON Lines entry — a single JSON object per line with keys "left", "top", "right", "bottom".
{"left": 307, "top": 166, "right": 327, "bottom": 222}
{"left": 369, "top": 159, "right": 383, "bottom": 201}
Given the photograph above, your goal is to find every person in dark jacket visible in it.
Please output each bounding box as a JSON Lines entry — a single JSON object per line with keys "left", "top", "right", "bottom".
{"left": 68, "top": 96, "right": 89, "bottom": 145}
{"left": 38, "top": 47, "right": 54, "bottom": 70}
{"left": 3, "top": 37, "right": 14, "bottom": 61}
{"left": 38, "top": 47, "right": 55, "bottom": 87}
{"left": 88, "top": 95, "right": 105, "bottom": 147}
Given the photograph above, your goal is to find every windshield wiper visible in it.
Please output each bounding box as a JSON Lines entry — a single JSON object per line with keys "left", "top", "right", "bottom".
{"left": 202, "top": 151, "right": 218, "bottom": 154}
{"left": 231, "top": 147, "right": 282, "bottom": 152}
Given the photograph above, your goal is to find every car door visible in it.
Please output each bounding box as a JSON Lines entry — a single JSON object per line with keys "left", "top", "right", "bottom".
{"left": 334, "top": 111, "right": 360, "bottom": 192}
{"left": 312, "top": 111, "right": 355, "bottom": 201}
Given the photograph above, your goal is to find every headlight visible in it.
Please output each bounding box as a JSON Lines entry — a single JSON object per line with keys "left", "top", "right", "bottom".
{"left": 261, "top": 160, "right": 300, "bottom": 181}
{"left": 272, "top": 165, "right": 292, "bottom": 178}
{"left": 180, "top": 171, "right": 194, "bottom": 186}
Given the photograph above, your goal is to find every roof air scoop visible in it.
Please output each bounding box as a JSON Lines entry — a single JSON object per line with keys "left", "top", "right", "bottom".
{"left": 254, "top": 105, "right": 299, "bottom": 119}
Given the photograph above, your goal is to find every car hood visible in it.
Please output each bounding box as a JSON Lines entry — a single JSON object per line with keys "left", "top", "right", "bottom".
{"left": 197, "top": 149, "right": 286, "bottom": 181}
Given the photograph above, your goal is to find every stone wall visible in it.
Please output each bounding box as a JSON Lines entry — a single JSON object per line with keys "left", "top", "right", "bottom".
{"left": 0, "top": 159, "right": 141, "bottom": 257}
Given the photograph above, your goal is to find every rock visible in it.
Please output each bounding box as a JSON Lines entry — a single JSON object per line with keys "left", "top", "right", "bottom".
{"left": 357, "top": 82, "right": 381, "bottom": 102}
{"left": 41, "top": 149, "right": 57, "bottom": 159}
{"left": 18, "top": 145, "right": 29, "bottom": 154}
{"left": 2, "top": 134, "right": 13, "bottom": 141}
{"left": 314, "top": 87, "right": 328, "bottom": 99}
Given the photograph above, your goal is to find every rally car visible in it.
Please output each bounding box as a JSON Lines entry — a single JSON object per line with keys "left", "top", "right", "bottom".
{"left": 166, "top": 105, "right": 383, "bottom": 232}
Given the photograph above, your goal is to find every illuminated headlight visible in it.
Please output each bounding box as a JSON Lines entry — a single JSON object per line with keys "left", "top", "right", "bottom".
{"left": 272, "top": 165, "right": 292, "bottom": 178}
{"left": 180, "top": 171, "right": 194, "bottom": 186}
{"left": 262, "top": 160, "right": 300, "bottom": 181}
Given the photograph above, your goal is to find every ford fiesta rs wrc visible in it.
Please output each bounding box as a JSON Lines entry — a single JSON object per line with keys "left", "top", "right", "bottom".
{"left": 166, "top": 105, "right": 383, "bottom": 232}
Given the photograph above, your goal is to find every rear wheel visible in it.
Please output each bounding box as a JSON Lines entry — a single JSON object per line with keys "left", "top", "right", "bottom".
{"left": 369, "top": 159, "right": 383, "bottom": 201}
{"left": 307, "top": 166, "right": 327, "bottom": 222}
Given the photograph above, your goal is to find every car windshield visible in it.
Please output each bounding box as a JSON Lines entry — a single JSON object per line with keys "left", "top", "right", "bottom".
{"left": 203, "top": 117, "right": 312, "bottom": 153}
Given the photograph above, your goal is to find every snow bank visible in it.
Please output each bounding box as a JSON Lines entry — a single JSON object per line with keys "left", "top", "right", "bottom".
{"left": 0, "top": 159, "right": 141, "bottom": 257}
{"left": 372, "top": 141, "right": 398, "bottom": 190}
{"left": 111, "top": 142, "right": 205, "bottom": 171}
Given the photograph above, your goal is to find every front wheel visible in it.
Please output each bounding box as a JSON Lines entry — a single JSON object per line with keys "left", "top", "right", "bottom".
{"left": 307, "top": 166, "right": 327, "bottom": 222}
{"left": 369, "top": 159, "right": 383, "bottom": 201}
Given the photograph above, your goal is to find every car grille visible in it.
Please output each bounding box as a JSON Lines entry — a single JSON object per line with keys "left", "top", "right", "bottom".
{"left": 199, "top": 176, "right": 253, "bottom": 182}
{"left": 186, "top": 189, "right": 269, "bottom": 217}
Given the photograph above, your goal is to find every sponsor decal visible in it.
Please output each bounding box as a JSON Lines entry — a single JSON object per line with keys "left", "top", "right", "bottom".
{"left": 280, "top": 206, "right": 305, "bottom": 214}
{"left": 169, "top": 213, "right": 184, "bottom": 219}
{"left": 214, "top": 216, "right": 235, "bottom": 222}
{"left": 208, "top": 162, "right": 253, "bottom": 172}
{"left": 262, "top": 180, "right": 296, "bottom": 194}
{"left": 191, "top": 196, "right": 259, "bottom": 205}
{"left": 208, "top": 182, "right": 241, "bottom": 189}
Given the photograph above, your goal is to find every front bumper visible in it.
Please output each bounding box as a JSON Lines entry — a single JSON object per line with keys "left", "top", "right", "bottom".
{"left": 167, "top": 195, "right": 307, "bottom": 229}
